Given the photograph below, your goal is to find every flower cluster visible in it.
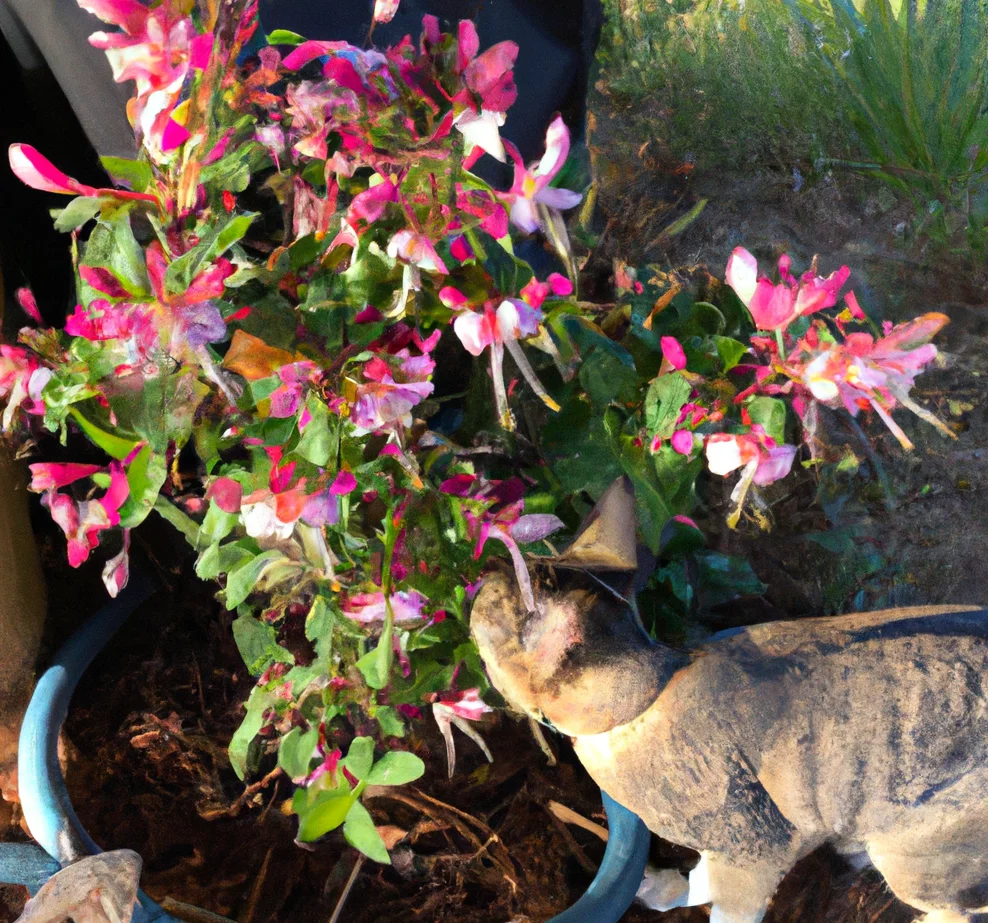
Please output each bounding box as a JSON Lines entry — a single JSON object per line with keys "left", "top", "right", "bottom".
{"left": 1, "top": 0, "right": 955, "bottom": 863}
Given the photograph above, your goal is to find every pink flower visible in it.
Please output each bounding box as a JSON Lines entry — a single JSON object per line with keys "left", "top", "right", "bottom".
{"left": 705, "top": 428, "right": 797, "bottom": 529}
{"left": 330, "top": 470, "right": 357, "bottom": 495}
{"left": 342, "top": 589, "right": 429, "bottom": 624}
{"left": 725, "top": 247, "right": 851, "bottom": 333}
{"left": 386, "top": 230, "right": 448, "bottom": 275}
{"left": 450, "top": 22, "right": 518, "bottom": 163}
{"left": 792, "top": 312, "right": 951, "bottom": 450}
{"left": 431, "top": 687, "right": 492, "bottom": 778}
{"left": 441, "top": 475, "right": 562, "bottom": 612}
{"left": 28, "top": 463, "right": 103, "bottom": 492}
{"left": 15, "top": 287, "right": 42, "bottom": 324}
{"left": 500, "top": 116, "right": 583, "bottom": 234}
{"left": 0, "top": 345, "right": 49, "bottom": 431}
{"left": 351, "top": 344, "right": 436, "bottom": 434}
{"left": 450, "top": 292, "right": 559, "bottom": 429}
{"left": 102, "top": 529, "right": 131, "bottom": 597}
{"left": 269, "top": 361, "right": 320, "bottom": 418}
{"left": 670, "top": 430, "right": 695, "bottom": 456}
{"left": 661, "top": 336, "right": 687, "bottom": 371}
{"left": 35, "top": 462, "right": 130, "bottom": 567}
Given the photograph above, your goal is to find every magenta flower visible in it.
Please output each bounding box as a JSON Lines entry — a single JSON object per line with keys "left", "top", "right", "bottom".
{"left": 373, "top": 0, "right": 400, "bottom": 23}
{"left": 431, "top": 687, "right": 493, "bottom": 777}
{"left": 447, "top": 281, "right": 563, "bottom": 429}
{"left": 350, "top": 341, "right": 436, "bottom": 434}
{"left": 268, "top": 361, "right": 321, "bottom": 418}
{"left": 330, "top": 470, "right": 357, "bottom": 495}
{"left": 342, "top": 589, "right": 429, "bottom": 624}
{"left": 661, "top": 336, "right": 687, "bottom": 371}
{"left": 725, "top": 247, "right": 851, "bottom": 333}
{"left": 28, "top": 463, "right": 103, "bottom": 492}
{"left": 450, "top": 21, "right": 518, "bottom": 163}
{"left": 33, "top": 462, "right": 130, "bottom": 567}
{"left": 0, "top": 345, "right": 50, "bottom": 431}
{"left": 206, "top": 476, "right": 243, "bottom": 514}
{"left": 440, "top": 475, "right": 563, "bottom": 612}
{"left": 500, "top": 116, "right": 583, "bottom": 234}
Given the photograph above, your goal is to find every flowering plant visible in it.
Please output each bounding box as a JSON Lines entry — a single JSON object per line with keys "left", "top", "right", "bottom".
{"left": 2, "top": 0, "right": 954, "bottom": 862}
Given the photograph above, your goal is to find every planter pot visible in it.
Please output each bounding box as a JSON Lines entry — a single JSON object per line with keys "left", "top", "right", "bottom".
{"left": 0, "top": 576, "right": 650, "bottom": 922}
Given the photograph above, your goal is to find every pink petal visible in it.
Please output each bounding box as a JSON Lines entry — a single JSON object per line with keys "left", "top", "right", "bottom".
{"left": 450, "top": 235, "right": 474, "bottom": 262}
{"left": 660, "top": 336, "right": 687, "bottom": 370}
{"left": 8, "top": 144, "right": 93, "bottom": 196}
{"left": 80, "top": 266, "right": 132, "bottom": 299}
{"left": 753, "top": 444, "right": 797, "bottom": 486}
{"left": 160, "top": 118, "right": 192, "bottom": 153}
{"left": 534, "top": 186, "right": 582, "bottom": 210}
{"left": 190, "top": 33, "right": 213, "bottom": 69}
{"left": 15, "top": 287, "right": 42, "bottom": 324}
{"left": 354, "top": 306, "right": 383, "bottom": 324}
{"left": 509, "top": 198, "right": 539, "bottom": 234}
{"left": 845, "top": 290, "right": 865, "bottom": 320}
{"left": 76, "top": 0, "right": 146, "bottom": 32}
{"left": 457, "top": 20, "right": 480, "bottom": 71}
{"left": 373, "top": 0, "right": 400, "bottom": 24}
{"left": 453, "top": 311, "right": 495, "bottom": 356}
{"left": 207, "top": 477, "right": 243, "bottom": 513}
{"left": 747, "top": 279, "right": 795, "bottom": 331}
{"left": 282, "top": 40, "right": 349, "bottom": 70}
{"left": 29, "top": 463, "right": 102, "bottom": 492}
{"left": 101, "top": 529, "right": 131, "bottom": 598}
{"left": 725, "top": 247, "right": 759, "bottom": 307}
{"left": 671, "top": 430, "right": 694, "bottom": 456}
{"left": 548, "top": 273, "right": 573, "bottom": 297}
{"left": 330, "top": 470, "right": 357, "bottom": 495}
{"left": 536, "top": 115, "right": 570, "bottom": 184}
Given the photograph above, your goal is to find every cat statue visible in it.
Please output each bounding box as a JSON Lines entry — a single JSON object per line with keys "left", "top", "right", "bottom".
{"left": 470, "top": 478, "right": 988, "bottom": 923}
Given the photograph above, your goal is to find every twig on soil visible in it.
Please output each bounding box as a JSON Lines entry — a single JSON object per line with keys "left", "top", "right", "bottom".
{"left": 364, "top": 786, "right": 517, "bottom": 879}
{"left": 540, "top": 804, "right": 597, "bottom": 875}
{"left": 238, "top": 846, "right": 273, "bottom": 923}
{"left": 201, "top": 768, "right": 283, "bottom": 820}
{"left": 546, "top": 801, "right": 609, "bottom": 842}
{"left": 328, "top": 854, "right": 365, "bottom": 923}
{"left": 528, "top": 718, "right": 557, "bottom": 766}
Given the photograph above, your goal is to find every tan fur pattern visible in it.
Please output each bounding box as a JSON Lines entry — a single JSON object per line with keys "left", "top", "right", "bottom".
{"left": 470, "top": 481, "right": 988, "bottom": 923}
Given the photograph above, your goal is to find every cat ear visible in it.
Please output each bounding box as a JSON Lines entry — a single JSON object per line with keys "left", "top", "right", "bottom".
{"left": 555, "top": 477, "right": 638, "bottom": 572}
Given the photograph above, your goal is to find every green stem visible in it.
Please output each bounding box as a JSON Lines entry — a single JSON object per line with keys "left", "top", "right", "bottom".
{"left": 153, "top": 496, "right": 200, "bottom": 545}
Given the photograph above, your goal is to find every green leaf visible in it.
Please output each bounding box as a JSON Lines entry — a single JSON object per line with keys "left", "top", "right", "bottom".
{"left": 68, "top": 407, "right": 141, "bottom": 460}
{"left": 195, "top": 541, "right": 252, "bottom": 580}
{"left": 294, "top": 395, "right": 337, "bottom": 466}
{"left": 366, "top": 751, "right": 425, "bottom": 787}
{"left": 356, "top": 616, "right": 394, "bottom": 690}
{"left": 341, "top": 737, "right": 375, "bottom": 782}
{"left": 297, "top": 792, "right": 357, "bottom": 842}
{"left": 373, "top": 706, "right": 406, "bottom": 739}
{"left": 225, "top": 549, "right": 286, "bottom": 609}
{"left": 164, "top": 213, "right": 255, "bottom": 294}
{"left": 153, "top": 497, "right": 201, "bottom": 544}
{"left": 694, "top": 551, "right": 767, "bottom": 611}
{"left": 278, "top": 726, "right": 319, "bottom": 780}
{"left": 343, "top": 801, "right": 391, "bottom": 864}
{"left": 713, "top": 336, "right": 749, "bottom": 373}
{"left": 232, "top": 611, "right": 294, "bottom": 675}
{"left": 52, "top": 196, "right": 102, "bottom": 232}
{"left": 266, "top": 28, "right": 306, "bottom": 45}
{"left": 99, "top": 157, "right": 152, "bottom": 193}
{"left": 229, "top": 686, "right": 270, "bottom": 780}
{"left": 644, "top": 372, "right": 692, "bottom": 440}
{"left": 746, "top": 396, "right": 788, "bottom": 445}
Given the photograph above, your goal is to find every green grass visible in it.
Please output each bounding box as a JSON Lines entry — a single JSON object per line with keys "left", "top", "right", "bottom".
{"left": 597, "top": 0, "right": 853, "bottom": 172}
